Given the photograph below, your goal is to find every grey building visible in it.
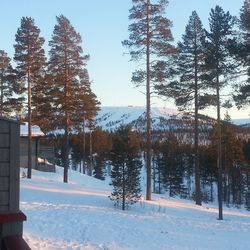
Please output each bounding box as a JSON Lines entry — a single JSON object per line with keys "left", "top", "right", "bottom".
{"left": 20, "top": 123, "right": 44, "bottom": 169}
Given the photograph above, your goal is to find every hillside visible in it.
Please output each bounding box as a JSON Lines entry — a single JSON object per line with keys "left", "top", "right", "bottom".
{"left": 21, "top": 167, "right": 250, "bottom": 250}
{"left": 95, "top": 106, "right": 178, "bottom": 130}
{"left": 94, "top": 106, "right": 250, "bottom": 131}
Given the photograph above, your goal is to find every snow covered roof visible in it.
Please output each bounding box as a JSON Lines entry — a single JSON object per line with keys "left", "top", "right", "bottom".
{"left": 20, "top": 122, "right": 44, "bottom": 137}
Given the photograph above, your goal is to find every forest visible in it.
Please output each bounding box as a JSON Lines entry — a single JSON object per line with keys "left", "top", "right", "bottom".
{"left": 1, "top": 0, "right": 250, "bottom": 218}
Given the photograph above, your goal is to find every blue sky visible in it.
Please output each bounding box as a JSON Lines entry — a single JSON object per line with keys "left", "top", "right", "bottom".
{"left": 0, "top": 0, "right": 248, "bottom": 119}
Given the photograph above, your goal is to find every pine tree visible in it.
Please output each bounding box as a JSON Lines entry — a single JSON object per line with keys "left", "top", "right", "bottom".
{"left": 93, "top": 156, "right": 105, "bottom": 181}
{"left": 199, "top": 144, "right": 217, "bottom": 202}
{"left": 92, "top": 128, "right": 112, "bottom": 180}
{"left": 203, "top": 6, "right": 238, "bottom": 220}
{"left": 14, "top": 17, "right": 46, "bottom": 179}
{"left": 31, "top": 72, "right": 53, "bottom": 134}
{"left": 160, "top": 133, "right": 185, "bottom": 197}
{"left": 123, "top": 0, "right": 175, "bottom": 200}
{"left": 234, "top": 0, "right": 250, "bottom": 106}
{"left": 157, "top": 11, "right": 206, "bottom": 205}
{"left": 221, "top": 117, "right": 245, "bottom": 207}
{"left": 110, "top": 126, "right": 142, "bottom": 210}
{"left": 48, "top": 15, "right": 97, "bottom": 183}
{"left": 0, "top": 50, "right": 24, "bottom": 117}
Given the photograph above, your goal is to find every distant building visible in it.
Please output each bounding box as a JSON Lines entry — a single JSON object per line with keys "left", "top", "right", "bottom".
{"left": 20, "top": 123, "right": 55, "bottom": 172}
{"left": 20, "top": 123, "right": 44, "bottom": 169}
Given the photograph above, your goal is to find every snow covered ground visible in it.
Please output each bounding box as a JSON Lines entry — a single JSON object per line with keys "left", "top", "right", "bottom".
{"left": 20, "top": 168, "right": 250, "bottom": 250}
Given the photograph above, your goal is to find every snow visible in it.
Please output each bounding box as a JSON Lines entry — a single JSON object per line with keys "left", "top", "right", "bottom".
{"left": 233, "top": 118, "right": 250, "bottom": 126}
{"left": 20, "top": 122, "right": 44, "bottom": 137}
{"left": 20, "top": 167, "right": 250, "bottom": 250}
{"left": 95, "top": 106, "right": 177, "bottom": 130}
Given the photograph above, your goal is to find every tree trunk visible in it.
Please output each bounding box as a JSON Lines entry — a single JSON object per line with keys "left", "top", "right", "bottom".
{"left": 27, "top": 65, "right": 32, "bottom": 179}
{"left": 82, "top": 112, "right": 86, "bottom": 174}
{"left": 153, "top": 155, "right": 156, "bottom": 193}
{"left": 194, "top": 39, "right": 201, "bottom": 206}
{"left": 210, "top": 176, "right": 213, "bottom": 202}
{"left": 216, "top": 73, "right": 223, "bottom": 220}
{"left": 158, "top": 169, "right": 161, "bottom": 194}
{"left": 63, "top": 122, "right": 69, "bottom": 183}
{"left": 63, "top": 59, "right": 69, "bottom": 183}
{"left": 89, "top": 129, "right": 92, "bottom": 176}
{"left": 122, "top": 163, "right": 126, "bottom": 210}
{"left": 146, "top": 0, "right": 152, "bottom": 201}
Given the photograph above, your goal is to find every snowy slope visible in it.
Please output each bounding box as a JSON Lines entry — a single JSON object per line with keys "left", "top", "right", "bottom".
{"left": 95, "top": 106, "right": 249, "bottom": 131}
{"left": 233, "top": 119, "right": 250, "bottom": 126}
{"left": 20, "top": 168, "right": 250, "bottom": 250}
{"left": 95, "top": 106, "right": 177, "bottom": 130}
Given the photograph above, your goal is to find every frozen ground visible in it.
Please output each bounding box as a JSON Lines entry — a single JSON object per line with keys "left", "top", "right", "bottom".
{"left": 20, "top": 167, "right": 250, "bottom": 250}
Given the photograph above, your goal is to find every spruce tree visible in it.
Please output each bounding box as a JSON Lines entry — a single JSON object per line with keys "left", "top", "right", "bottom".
{"left": 204, "top": 6, "right": 238, "bottom": 219}
{"left": 160, "top": 133, "right": 185, "bottom": 197}
{"left": 123, "top": 0, "right": 175, "bottom": 200}
{"left": 221, "top": 116, "right": 245, "bottom": 207}
{"left": 14, "top": 17, "right": 46, "bottom": 178}
{"left": 48, "top": 15, "right": 95, "bottom": 183}
{"left": 110, "top": 126, "right": 142, "bottom": 210}
{"left": 92, "top": 128, "right": 112, "bottom": 180}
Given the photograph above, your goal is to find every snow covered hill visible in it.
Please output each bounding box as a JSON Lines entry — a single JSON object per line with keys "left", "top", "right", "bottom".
{"left": 95, "top": 106, "right": 250, "bottom": 131}
{"left": 21, "top": 167, "right": 250, "bottom": 250}
{"left": 95, "top": 106, "right": 177, "bottom": 130}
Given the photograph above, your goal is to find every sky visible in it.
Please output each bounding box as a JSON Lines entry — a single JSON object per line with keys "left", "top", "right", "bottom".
{"left": 0, "top": 0, "right": 248, "bottom": 119}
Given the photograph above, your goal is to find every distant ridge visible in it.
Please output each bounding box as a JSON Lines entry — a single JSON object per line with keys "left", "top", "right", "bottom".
{"left": 95, "top": 106, "right": 250, "bottom": 130}
{"left": 233, "top": 119, "right": 250, "bottom": 126}
{"left": 95, "top": 106, "right": 178, "bottom": 130}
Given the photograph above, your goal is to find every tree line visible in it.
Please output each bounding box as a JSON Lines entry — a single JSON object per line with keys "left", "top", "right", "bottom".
{"left": 1, "top": 1, "right": 250, "bottom": 216}
{"left": 0, "top": 15, "right": 100, "bottom": 182}
{"left": 123, "top": 0, "right": 250, "bottom": 219}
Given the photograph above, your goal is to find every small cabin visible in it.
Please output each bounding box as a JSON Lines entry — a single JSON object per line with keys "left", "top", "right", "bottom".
{"left": 20, "top": 122, "right": 44, "bottom": 169}
{"left": 20, "top": 123, "right": 55, "bottom": 172}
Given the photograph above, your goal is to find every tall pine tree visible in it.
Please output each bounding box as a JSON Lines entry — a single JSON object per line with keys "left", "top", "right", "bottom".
{"left": 234, "top": 0, "right": 250, "bottom": 106}
{"left": 48, "top": 15, "right": 96, "bottom": 183}
{"left": 157, "top": 11, "right": 206, "bottom": 205}
{"left": 14, "top": 17, "right": 46, "bottom": 179}
{"left": 123, "top": 0, "right": 175, "bottom": 200}
{"left": 204, "top": 6, "right": 238, "bottom": 220}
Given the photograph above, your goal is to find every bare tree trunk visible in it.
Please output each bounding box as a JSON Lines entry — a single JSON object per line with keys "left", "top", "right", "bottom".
{"left": 82, "top": 112, "right": 86, "bottom": 174}
{"left": 216, "top": 73, "right": 223, "bottom": 220}
{"left": 194, "top": 40, "right": 201, "bottom": 205}
{"left": 153, "top": 155, "right": 156, "bottom": 193}
{"left": 210, "top": 176, "right": 213, "bottom": 202}
{"left": 158, "top": 168, "right": 161, "bottom": 194}
{"left": 146, "top": 0, "right": 152, "bottom": 201}
{"left": 64, "top": 121, "right": 69, "bottom": 183}
{"left": 27, "top": 66, "right": 32, "bottom": 179}
{"left": 122, "top": 163, "right": 126, "bottom": 210}
{"left": 63, "top": 60, "right": 69, "bottom": 183}
{"left": 89, "top": 129, "right": 92, "bottom": 176}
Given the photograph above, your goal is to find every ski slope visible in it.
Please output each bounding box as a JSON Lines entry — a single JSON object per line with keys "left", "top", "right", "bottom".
{"left": 20, "top": 167, "right": 250, "bottom": 250}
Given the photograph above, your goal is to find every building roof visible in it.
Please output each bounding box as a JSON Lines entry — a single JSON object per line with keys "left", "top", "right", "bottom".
{"left": 0, "top": 116, "right": 20, "bottom": 124}
{"left": 20, "top": 122, "right": 44, "bottom": 137}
